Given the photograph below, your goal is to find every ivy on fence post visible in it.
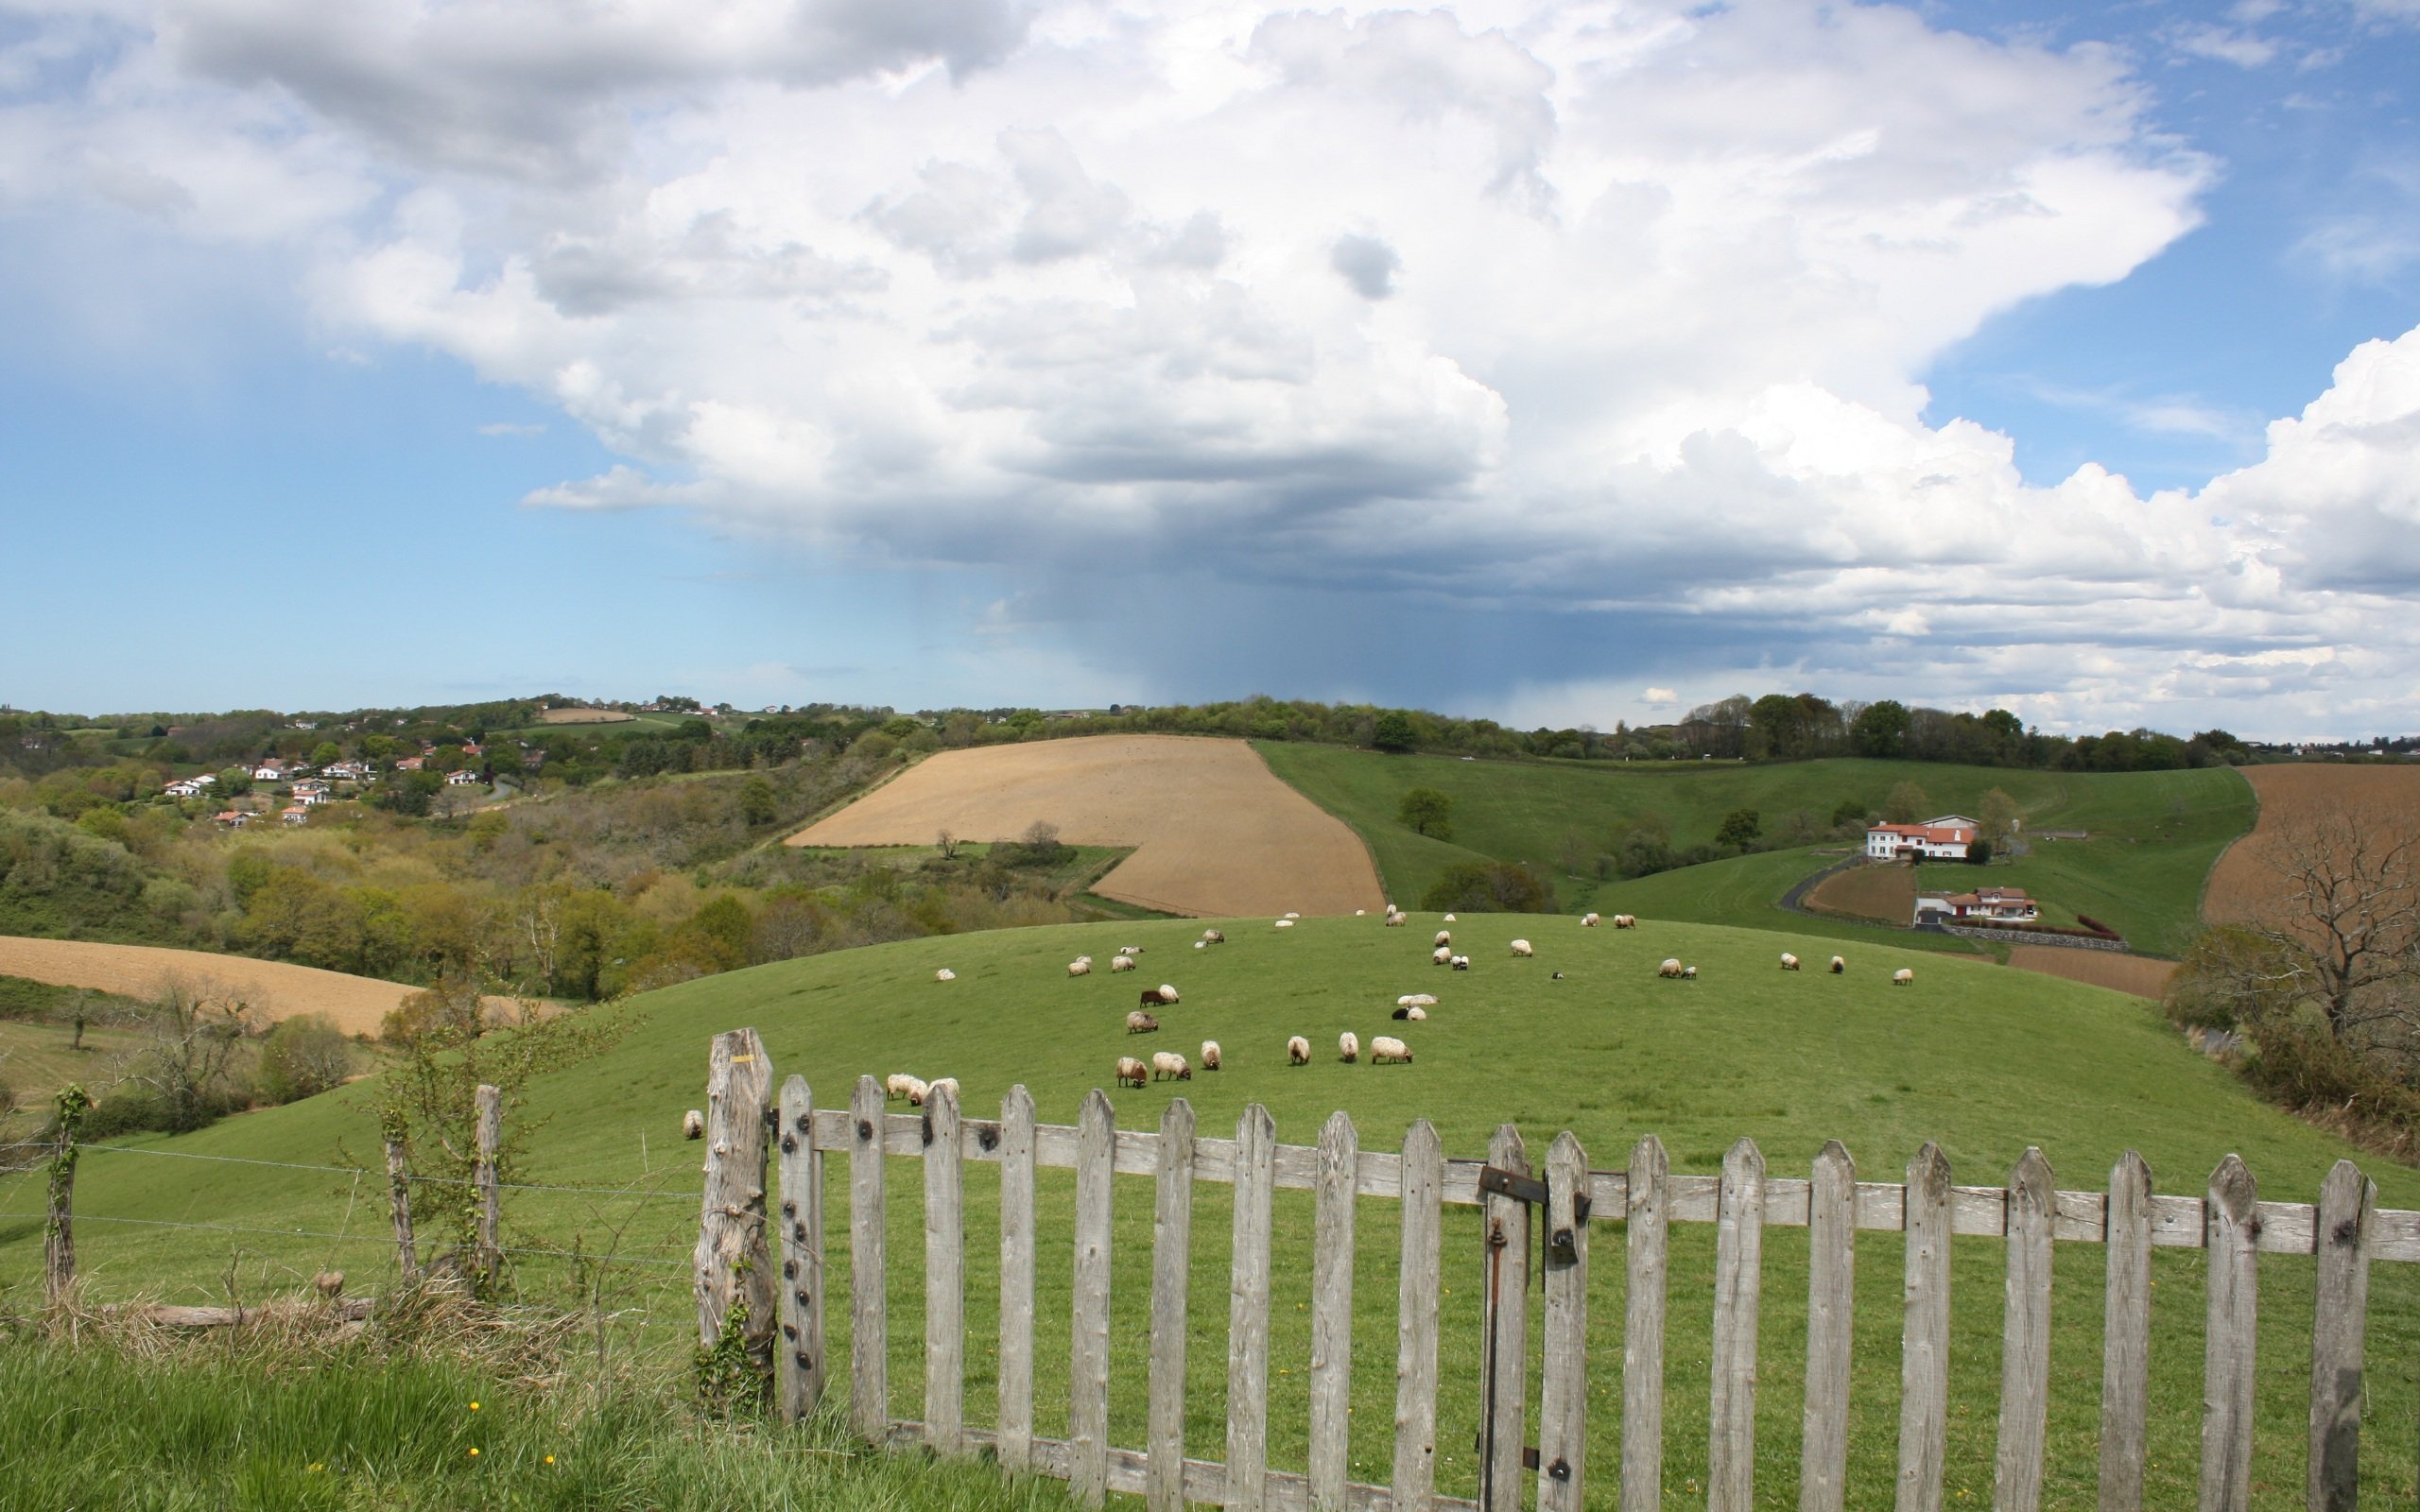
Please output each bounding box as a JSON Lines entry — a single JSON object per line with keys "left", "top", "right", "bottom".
{"left": 45, "top": 1083, "right": 90, "bottom": 1309}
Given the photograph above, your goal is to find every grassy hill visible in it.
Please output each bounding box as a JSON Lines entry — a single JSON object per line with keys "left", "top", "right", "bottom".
{"left": 4, "top": 910, "right": 2409, "bottom": 1507}
{"left": 1254, "top": 746, "right": 2253, "bottom": 955}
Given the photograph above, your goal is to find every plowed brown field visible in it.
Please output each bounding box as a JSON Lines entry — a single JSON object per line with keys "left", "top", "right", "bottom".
{"left": 2204, "top": 764, "right": 2420, "bottom": 927}
{"left": 1804, "top": 863, "right": 1914, "bottom": 923}
{"left": 0, "top": 937, "right": 508, "bottom": 1037}
{"left": 786, "top": 735, "right": 1385, "bottom": 918}
{"left": 2004, "top": 946, "right": 2177, "bottom": 1000}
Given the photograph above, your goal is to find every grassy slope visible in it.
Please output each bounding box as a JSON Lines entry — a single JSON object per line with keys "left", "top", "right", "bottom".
{"left": 1254, "top": 746, "right": 2252, "bottom": 955}
{"left": 3, "top": 912, "right": 2408, "bottom": 1508}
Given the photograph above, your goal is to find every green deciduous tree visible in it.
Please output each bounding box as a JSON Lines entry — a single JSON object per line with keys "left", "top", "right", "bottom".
{"left": 1419, "top": 861, "right": 1554, "bottom": 913}
{"left": 1398, "top": 787, "right": 1453, "bottom": 839}
{"left": 1715, "top": 808, "right": 1761, "bottom": 849}
{"left": 1852, "top": 698, "right": 1911, "bottom": 758}
{"left": 1882, "top": 781, "right": 1932, "bottom": 824}
{"left": 1372, "top": 711, "right": 1416, "bottom": 753}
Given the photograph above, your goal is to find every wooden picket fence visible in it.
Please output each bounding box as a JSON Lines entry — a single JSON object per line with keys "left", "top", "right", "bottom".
{"left": 693, "top": 1028, "right": 2418, "bottom": 1512}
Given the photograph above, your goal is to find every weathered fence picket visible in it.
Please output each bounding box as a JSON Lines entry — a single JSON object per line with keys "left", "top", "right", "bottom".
{"left": 694, "top": 1034, "right": 2420, "bottom": 1512}
{"left": 473, "top": 1081, "right": 503, "bottom": 1292}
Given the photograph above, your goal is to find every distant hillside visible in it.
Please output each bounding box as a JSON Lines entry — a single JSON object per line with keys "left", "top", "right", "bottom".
{"left": 1256, "top": 746, "right": 2253, "bottom": 955}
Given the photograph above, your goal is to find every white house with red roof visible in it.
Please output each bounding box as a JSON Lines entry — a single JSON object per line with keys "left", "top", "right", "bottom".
{"left": 1865, "top": 815, "right": 1979, "bottom": 860}
{"left": 1913, "top": 885, "right": 2037, "bottom": 924}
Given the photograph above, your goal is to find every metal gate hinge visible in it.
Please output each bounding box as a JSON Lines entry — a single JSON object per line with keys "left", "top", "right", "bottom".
{"left": 1478, "top": 1165, "right": 1592, "bottom": 1226}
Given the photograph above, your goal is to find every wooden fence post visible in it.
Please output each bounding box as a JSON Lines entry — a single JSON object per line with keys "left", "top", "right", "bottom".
{"left": 850, "top": 1074, "right": 888, "bottom": 1443}
{"left": 2201, "top": 1155, "right": 2258, "bottom": 1512}
{"left": 998, "top": 1085, "right": 1038, "bottom": 1471}
{"left": 1622, "top": 1134, "right": 1670, "bottom": 1512}
{"left": 1537, "top": 1130, "right": 1590, "bottom": 1512}
{"left": 1309, "top": 1110, "right": 1358, "bottom": 1512}
{"left": 1802, "top": 1140, "right": 1857, "bottom": 1512}
{"left": 1994, "top": 1148, "right": 2054, "bottom": 1512}
{"left": 1710, "top": 1138, "right": 1767, "bottom": 1512}
{"left": 473, "top": 1083, "right": 503, "bottom": 1293}
{"left": 1230, "top": 1104, "right": 1277, "bottom": 1512}
{"left": 1898, "top": 1143, "right": 1952, "bottom": 1512}
{"left": 925, "top": 1080, "right": 965, "bottom": 1455}
{"left": 43, "top": 1085, "right": 88, "bottom": 1309}
{"left": 2309, "top": 1159, "right": 2374, "bottom": 1512}
{"left": 1148, "top": 1098, "right": 1197, "bottom": 1512}
{"left": 1478, "top": 1125, "right": 1531, "bottom": 1512}
{"left": 1392, "top": 1119, "right": 1444, "bottom": 1512}
{"left": 692, "top": 1034, "right": 773, "bottom": 1368}
{"left": 2099, "top": 1151, "right": 2152, "bottom": 1512}
{"left": 1071, "top": 1088, "right": 1115, "bottom": 1507}
{"left": 775, "top": 1075, "right": 823, "bottom": 1424}
{"left": 383, "top": 1134, "right": 418, "bottom": 1284}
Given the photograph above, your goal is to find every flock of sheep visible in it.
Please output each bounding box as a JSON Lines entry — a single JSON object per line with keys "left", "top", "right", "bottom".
{"left": 886, "top": 905, "right": 1917, "bottom": 1109}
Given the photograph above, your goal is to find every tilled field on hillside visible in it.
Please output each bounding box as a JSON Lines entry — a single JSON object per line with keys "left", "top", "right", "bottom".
{"left": 0, "top": 937, "right": 499, "bottom": 1036}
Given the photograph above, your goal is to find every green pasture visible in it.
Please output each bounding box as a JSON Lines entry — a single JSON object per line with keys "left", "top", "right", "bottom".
{"left": 2, "top": 911, "right": 2407, "bottom": 1508}
{"left": 1254, "top": 747, "right": 2253, "bottom": 954}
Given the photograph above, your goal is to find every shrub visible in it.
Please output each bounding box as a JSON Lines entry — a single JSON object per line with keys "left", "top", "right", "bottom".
{"left": 259, "top": 1013, "right": 354, "bottom": 1104}
{"left": 1398, "top": 788, "right": 1453, "bottom": 840}
{"left": 1419, "top": 861, "right": 1555, "bottom": 914}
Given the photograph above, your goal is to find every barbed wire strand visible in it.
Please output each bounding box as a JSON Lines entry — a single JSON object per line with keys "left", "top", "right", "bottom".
{"left": 10, "top": 1144, "right": 704, "bottom": 1199}
{"left": 0, "top": 1211, "right": 695, "bottom": 1269}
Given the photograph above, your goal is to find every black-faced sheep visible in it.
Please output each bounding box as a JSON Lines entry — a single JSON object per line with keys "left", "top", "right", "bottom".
{"left": 1432, "top": 946, "right": 1452, "bottom": 966}
{"left": 1370, "top": 1036, "right": 1412, "bottom": 1065}
{"left": 886, "top": 1073, "right": 927, "bottom": 1102}
{"left": 1582, "top": 912, "right": 1600, "bottom": 927}
{"left": 925, "top": 1076, "right": 959, "bottom": 1106}
{"left": 1510, "top": 939, "right": 1534, "bottom": 957}
{"left": 1111, "top": 954, "right": 1138, "bottom": 971}
{"left": 1127, "top": 1010, "right": 1161, "bottom": 1034}
{"left": 1201, "top": 929, "right": 1225, "bottom": 943}
{"left": 1287, "top": 1035, "right": 1310, "bottom": 1065}
{"left": 1450, "top": 954, "right": 1470, "bottom": 971}
{"left": 1830, "top": 955, "right": 1846, "bottom": 974}
{"left": 1657, "top": 958, "right": 1685, "bottom": 979}
{"left": 1116, "top": 1057, "right": 1149, "bottom": 1089}
{"left": 1614, "top": 914, "right": 1637, "bottom": 929}
{"left": 683, "top": 1109, "right": 705, "bottom": 1140}
{"left": 1433, "top": 930, "right": 1452, "bottom": 946}
{"left": 1068, "top": 959, "right": 1092, "bottom": 977}
{"left": 1780, "top": 953, "right": 1800, "bottom": 971}
{"left": 1893, "top": 968, "right": 1914, "bottom": 987}
{"left": 1682, "top": 966, "right": 1697, "bottom": 979}
{"left": 1150, "top": 1050, "right": 1191, "bottom": 1081}
{"left": 1339, "top": 1032, "right": 1359, "bottom": 1063}
{"left": 1200, "top": 1040, "right": 1220, "bottom": 1071}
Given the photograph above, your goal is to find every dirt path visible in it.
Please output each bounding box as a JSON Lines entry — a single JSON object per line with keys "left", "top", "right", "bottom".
{"left": 787, "top": 735, "right": 1386, "bottom": 918}
{"left": 0, "top": 938, "right": 500, "bottom": 1037}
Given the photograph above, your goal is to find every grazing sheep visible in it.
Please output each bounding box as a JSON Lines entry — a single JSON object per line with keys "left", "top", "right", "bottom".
{"left": 1780, "top": 953, "right": 1800, "bottom": 971}
{"left": 1432, "top": 946, "right": 1452, "bottom": 966}
{"left": 1150, "top": 984, "right": 1181, "bottom": 1005}
{"left": 1370, "top": 1036, "right": 1412, "bottom": 1065}
{"left": 1288, "top": 1035, "right": 1311, "bottom": 1065}
{"left": 1614, "top": 914, "right": 1637, "bottom": 929}
{"left": 1068, "top": 959, "right": 1093, "bottom": 977}
{"left": 1830, "top": 955, "right": 1846, "bottom": 974}
{"left": 1339, "top": 1032, "right": 1359, "bottom": 1063}
{"left": 1392, "top": 1005, "right": 1412, "bottom": 1020}
{"left": 1551, "top": 971, "right": 1564, "bottom": 980}
{"left": 1406, "top": 1005, "right": 1427, "bottom": 1021}
{"left": 1384, "top": 913, "right": 1408, "bottom": 927}
{"left": 1200, "top": 1040, "right": 1220, "bottom": 1071}
{"left": 1355, "top": 909, "right": 1367, "bottom": 917}
{"left": 1682, "top": 966, "right": 1697, "bottom": 979}
{"left": 1202, "top": 929, "right": 1226, "bottom": 943}
{"left": 1434, "top": 930, "right": 1452, "bottom": 946}
{"left": 1111, "top": 954, "right": 1138, "bottom": 972}
{"left": 1138, "top": 985, "right": 1178, "bottom": 1007}
{"left": 935, "top": 968, "right": 957, "bottom": 982}
{"left": 1510, "top": 939, "right": 1534, "bottom": 957}
{"left": 1442, "top": 913, "right": 1457, "bottom": 922}
{"left": 1116, "top": 1057, "right": 1149, "bottom": 1089}
{"left": 1284, "top": 911, "right": 1302, "bottom": 919}
{"left": 1582, "top": 912, "right": 1601, "bottom": 927}
{"left": 313, "top": 1270, "right": 346, "bottom": 1298}
{"left": 1275, "top": 919, "right": 1296, "bottom": 929}
{"left": 1150, "top": 1050, "right": 1191, "bottom": 1082}
{"left": 906, "top": 1079, "right": 935, "bottom": 1107}
{"left": 683, "top": 1109, "right": 706, "bottom": 1140}
{"left": 886, "top": 1074, "right": 926, "bottom": 1102}
{"left": 1450, "top": 954, "right": 1470, "bottom": 971}
{"left": 1127, "top": 1011, "right": 1161, "bottom": 1034}
{"left": 1893, "top": 968, "right": 1914, "bottom": 987}
{"left": 1396, "top": 993, "right": 1437, "bottom": 1007}
{"left": 925, "top": 1076, "right": 959, "bottom": 1106}
{"left": 1658, "top": 958, "right": 1685, "bottom": 979}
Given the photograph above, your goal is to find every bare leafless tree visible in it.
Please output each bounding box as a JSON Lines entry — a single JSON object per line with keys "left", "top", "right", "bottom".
{"left": 2254, "top": 799, "right": 2420, "bottom": 1048}
{"left": 121, "top": 976, "right": 256, "bottom": 1132}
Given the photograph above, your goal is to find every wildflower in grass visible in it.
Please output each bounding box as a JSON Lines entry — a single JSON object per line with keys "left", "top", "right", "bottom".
{"left": 469, "top": 1448, "right": 480, "bottom": 1458}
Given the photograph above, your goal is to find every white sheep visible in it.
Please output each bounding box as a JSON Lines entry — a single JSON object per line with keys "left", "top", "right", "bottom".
{"left": 1893, "top": 968, "right": 1914, "bottom": 987}
{"left": 1615, "top": 914, "right": 1637, "bottom": 929}
{"left": 925, "top": 1076, "right": 959, "bottom": 1106}
{"left": 1355, "top": 909, "right": 1367, "bottom": 917}
{"left": 1830, "top": 954, "right": 1846, "bottom": 973}
{"left": 1127, "top": 1010, "right": 1161, "bottom": 1034}
{"left": 1406, "top": 1005, "right": 1427, "bottom": 1021}
{"left": 1111, "top": 954, "right": 1138, "bottom": 972}
{"left": 1155, "top": 983, "right": 1181, "bottom": 1005}
{"left": 1510, "top": 939, "right": 1534, "bottom": 957}
{"left": 1200, "top": 1040, "right": 1220, "bottom": 1071}
{"left": 1288, "top": 1035, "right": 1311, "bottom": 1065}
{"left": 1780, "top": 953, "right": 1800, "bottom": 971}
{"left": 1582, "top": 913, "right": 1600, "bottom": 927}
{"left": 1682, "top": 966, "right": 1697, "bottom": 979}
{"left": 1194, "top": 940, "right": 1207, "bottom": 949}
{"left": 886, "top": 1073, "right": 926, "bottom": 1102}
{"left": 1067, "top": 959, "right": 1093, "bottom": 977}
{"left": 1384, "top": 913, "right": 1408, "bottom": 927}
{"left": 904, "top": 1077, "right": 934, "bottom": 1107}
{"left": 1150, "top": 1050, "right": 1192, "bottom": 1082}
{"left": 935, "top": 968, "right": 957, "bottom": 982}
{"left": 1275, "top": 919, "right": 1296, "bottom": 929}
{"left": 1370, "top": 1036, "right": 1412, "bottom": 1065}
{"left": 1115, "top": 1057, "right": 1149, "bottom": 1089}
{"left": 1119, "top": 944, "right": 1144, "bottom": 955}
{"left": 1201, "top": 929, "right": 1226, "bottom": 943}
{"left": 683, "top": 1109, "right": 705, "bottom": 1140}
{"left": 1432, "top": 945, "right": 1452, "bottom": 966}
{"left": 1442, "top": 913, "right": 1457, "bottom": 922}
{"left": 1433, "top": 930, "right": 1452, "bottom": 946}
{"left": 1396, "top": 993, "right": 1438, "bottom": 1007}
{"left": 1338, "top": 1031, "right": 1359, "bottom": 1063}
{"left": 1657, "top": 958, "right": 1684, "bottom": 979}
{"left": 1284, "top": 911, "right": 1302, "bottom": 919}
{"left": 1450, "top": 954, "right": 1470, "bottom": 971}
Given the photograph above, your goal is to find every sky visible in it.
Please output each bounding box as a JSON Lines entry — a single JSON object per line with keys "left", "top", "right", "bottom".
{"left": 1, "top": 0, "right": 2416, "bottom": 740}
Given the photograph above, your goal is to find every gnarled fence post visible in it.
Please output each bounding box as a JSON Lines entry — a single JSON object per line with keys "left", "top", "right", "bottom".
{"left": 473, "top": 1083, "right": 502, "bottom": 1292}
{"left": 45, "top": 1084, "right": 90, "bottom": 1309}
{"left": 694, "top": 1030, "right": 776, "bottom": 1370}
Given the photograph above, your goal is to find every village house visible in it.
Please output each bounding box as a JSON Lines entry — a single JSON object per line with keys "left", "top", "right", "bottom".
{"left": 322, "top": 760, "right": 372, "bottom": 782}
{"left": 393, "top": 755, "right": 425, "bottom": 771}
{"left": 291, "top": 780, "right": 332, "bottom": 805}
{"left": 443, "top": 768, "right": 482, "bottom": 786}
{"left": 1913, "top": 885, "right": 2039, "bottom": 926}
{"left": 251, "top": 759, "right": 288, "bottom": 782}
{"left": 214, "top": 810, "right": 253, "bottom": 829}
{"left": 164, "top": 778, "right": 207, "bottom": 799}
{"left": 279, "top": 805, "right": 308, "bottom": 826}
{"left": 1865, "top": 815, "right": 1979, "bottom": 861}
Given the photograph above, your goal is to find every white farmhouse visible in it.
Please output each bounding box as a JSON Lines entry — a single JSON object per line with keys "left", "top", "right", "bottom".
{"left": 1865, "top": 815, "right": 1979, "bottom": 861}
